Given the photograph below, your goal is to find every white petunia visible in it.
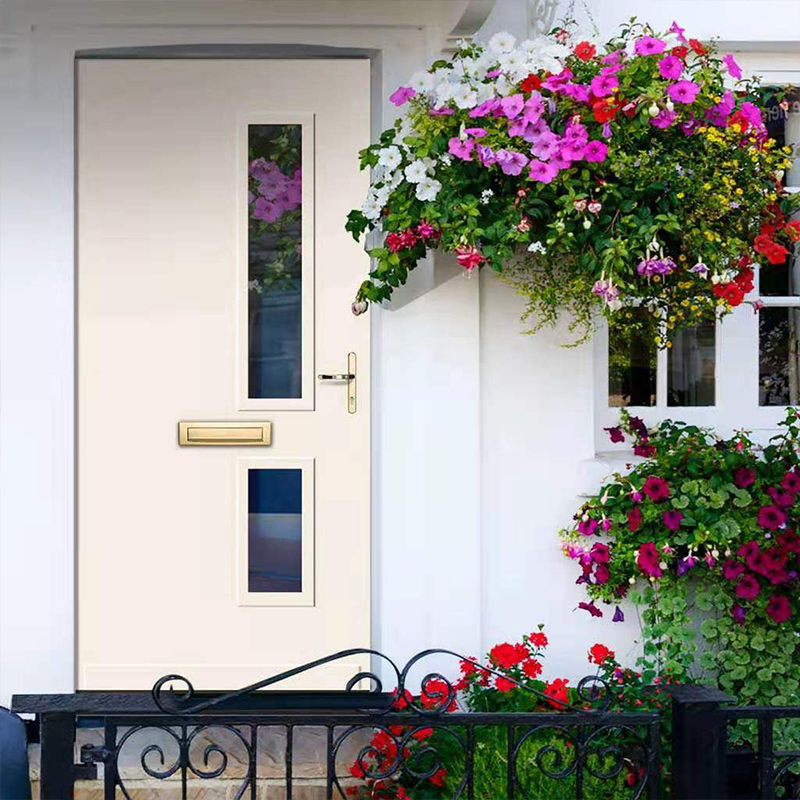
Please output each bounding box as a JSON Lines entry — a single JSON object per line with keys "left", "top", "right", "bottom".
{"left": 373, "top": 185, "right": 391, "bottom": 206}
{"left": 519, "top": 38, "right": 538, "bottom": 54}
{"left": 404, "top": 159, "right": 431, "bottom": 184}
{"left": 409, "top": 70, "right": 435, "bottom": 93}
{"left": 452, "top": 83, "right": 478, "bottom": 109}
{"left": 475, "top": 50, "right": 498, "bottom": 75}
{"left": 415, "top": 177, "right": 442, "bottom": 202}
{"left": 499, "top": 50, "right": 528, "bottom": 82}
{"left": 488, "top": 31, "right": 516, "bottom": 54}
{"left": 362, "top": 195, "right": 383, "bottom": 221}
{"left": 387, "top": 169, "right": 404, "bottom": 190}
{"left": 527, "top": 240, "right": 545, "bottom": 253}
{"left": 494, "top": 74, "right": 513, "bottom": 97}
{"left": 377, "top": 146, "right": 402, "bottom": 171}
{"left": 474, "top": 82, "right": 496, "bottom": 105}
{"left": 248, "top": 279, "right": 263, "bottom": 293}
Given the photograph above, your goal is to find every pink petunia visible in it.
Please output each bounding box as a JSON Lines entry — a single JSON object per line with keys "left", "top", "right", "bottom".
{"left": 528, "top": 159, "right": 558, "bottom": 184}
{"left": 584, "top": 140, "right": 608, "bottom": 162}
{"left": 658, "top": 55, "right": 683, "bottom": 80}
{"left": 723, "top": 53, "right": 743, "bottom": 80}
{"left": 495, "top": 149, "right": 528, "bottom": 176}
{"left": 500, "top": 94, "right": 525, "bottom": 119}
{"left": 389, "top": 86, "right": 416, "bottom": 106}
{"left": 635, "top": 36, "right": 667, "bottom": 56}
{"left": 651, "top": 109, "right": 677, "bottom": 129}
{"left": 448, "top": 137, "right": 474, "bottom": 161}
{"left": 468, "top": 98, "right": 499, "bottom": 118}
{"left": 668, "top": 80, "right": 701, "bottom": 104}
{"left": 590, "top": 70, "right": 618, "bottom": 98}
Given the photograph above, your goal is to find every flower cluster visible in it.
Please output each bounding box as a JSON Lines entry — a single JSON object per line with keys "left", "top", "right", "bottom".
{"left": 346, "top": 21, "right": 798, "bottom": 346}
{"left": 561, "top": 408, "right": 800, "bottom": 709}
{"left": 249, "top": 159, "right": 301, "bottom": 224}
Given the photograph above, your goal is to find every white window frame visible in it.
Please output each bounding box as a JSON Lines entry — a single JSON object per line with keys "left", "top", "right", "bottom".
{"left": 594, "top": 56, "right": 800, "bottom": 453}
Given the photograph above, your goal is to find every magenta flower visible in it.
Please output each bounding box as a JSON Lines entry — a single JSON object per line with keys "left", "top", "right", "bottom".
{"left": 663, "top": 510, "right": 684, "bottom": 531}
{"left": 464, "top": 127, "right": 488, "bottom": 138}
{"left": 733, "top": 467, "right": 756, "bottom": 488}
{"left": 736, "top": 574, "right": 760, "bottom": 600}
{"left": 469, "top": 98, "right": 499, "bottom": 118}
{"left": 564, "top": 121, "right": 588, "bottom": 145}
{"left": 477, "top": 145, "right": 496, "bottom": 167}
{"left": 495, "top": 149, "right": 529, "bottom": 176}
{"left": 637, "top": 542, "right": 663, "bottom": 578}
{"left": 635, "top": 36, "right": 667, "bottom": 56}
{"left": 668, "top": 80, "right": 701, "bottom": 104}
{"left": 677, "top": 556, "right": 696, "bottom": 576}
{"left": 604, "top": 426, "right": 625, "bottom": 443}
{"left": 564, "top": 83, "right": 591, "bottom": 104}
{"left": 428, "top": 106, "right": 454, "bottom": 116}
{"left": 758, "top": 505, "right": 786, "bottom": 531}
{"left": 723, "top": 53, "right": 743, "bottom": 80}
{"left": 634, "top": 443, "right": 657, "bottom": 457}
{"left": 543, "top": 68, "right": 573, "bottom": 93}
{"left": 590, "top": 71, "right": 618, "bottom": 97}
{"left": 500, "top": 94, "right": 525, "bottom": 119}
{"left": 416, "top": 221, "right": 436, "bottom": 238}
{"left": 628, "top": 505, "right": 643, "bottom": 532}
{"left": 782, "top": 470, "right": 800, "bottom": 494}
{"left": 389, "top": 86, "right": 416, "bottom": 106}
{"left": 559, "top": 142, "right": 585, "bottom": 162}
{"left": 767, "top": 594, "right": 791, "bottom": 623}
{"left": 643, "top": 476, "right": 670, "bottom": 502}
{"left": 591, "top": 542, "right": 610, "bottom": 563}
{"left": 722, "top": 560, "right": 745, "bottom": 580}
{"left": 578, "top": 517, "right": 599, "bottom": 536}
{"left": 739, "top": 102, "right": 763, "bottom": 129}
{"left": 584, "top": 140, "right": 608, "bottom": 162}
{"left": 523, "top": 93, "right": 545, "bottom": 124}
{"left": 767, "top": 487, "right": 794, "bottom": 509}
{"left": 594, "top": 564, "right": 610, "bottom": 584}
{"left": 669, "top": 21, "right": 687, "bottom": 42}
{"left": 651, "top": 110, "right": 677, "bottom": 129}
{"left": 706, "top": 91, "right": 735, "bottom": 126}
{"left": 612, "top": 606, "right": 625, "bottom": 622}
{"left": 448, "top": 137, "right": 474, "bottom": 161}
{"left": 530, "top": 133, "right": 560, "bottom": 161}
{"left": 731, "top": 604, "right": 747, "bottom": 625}
{"left": 658, "top": 55, "right": 683, "bottom": 80}
{"left": 528, "top": 159, "right": 558, "bottom": 184}
{"left": 455, "top": 245, "right": 484, "bottom": 272}
{"left": 578, "top": 600, "right": 603, "bottom": 618}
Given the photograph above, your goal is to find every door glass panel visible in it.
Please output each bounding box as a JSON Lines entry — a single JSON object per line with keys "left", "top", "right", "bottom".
{"left": 248, "top": 124, "right": 303, "bottom": 399}
{"left": 248, "top": 468, "right": 303, "bottom": 593}
{"left": 668, "top": 323, "right": 716, "bottom": 406}
{"left": 760, "top": 307, "right": 800, "bottom": 405}
{"left": 608, "top": 309, "right": 656, "bottom": 407}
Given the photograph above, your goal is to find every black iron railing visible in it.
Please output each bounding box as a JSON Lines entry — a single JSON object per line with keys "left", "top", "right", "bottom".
{"left": 12, "top": 648, "right": 662, "bottom": 800}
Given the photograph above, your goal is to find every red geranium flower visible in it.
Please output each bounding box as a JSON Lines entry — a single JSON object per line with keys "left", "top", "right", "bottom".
{"left": 489, "top": 642, "right": 528, "bottom": 669}
{"left": 495, "top": 676, "right": 517, "bottom": 692}
{"left": 519, "top": 73, "right": 542, "bottom": 92}
{"left": 522, "top": 659, "right": 543, "bottom": 679}
{"left": 430, "top": 768, "right": 447, "bottom": 787}
{"left": 588, "top": 643, "right": 614, "bottom": 665}
{"left": 688, "top": 38, "right": 707, "bottom": 55}
{"left": 544, "top": 678, "right": 570, "bottom": 709}
{"left": 529, "top": 631, "right": 549, "bottom": 647}
{"left": 671, "top": 45, "right": 689, "bottom": 59}
{"left": 574, "top": 41, "right": 597, "bottom": 61}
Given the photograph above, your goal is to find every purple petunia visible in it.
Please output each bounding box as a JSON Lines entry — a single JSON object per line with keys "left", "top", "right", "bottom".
{"left": 658, "top": 55, "right": 683, "bottom": 80}
{"left": 723, "top": 53, "right": 743, "bottom": 80}
{"left": 528, "top": 159, "right": 558, "bottom": 184}
{"left": 651, "top": 109, "right": 677, "bottom": 129}
{"left": 448, "top": 137, "right": 474, "bottom": 161}
{"left": 668, "top": 80, "right": 701, "bottom": 104}
{"left": 663, "top": 510, "right": 684, "bottom": 531}
{"left": 389, "top": 86, "right": 416, "bottom": 106}
{"left": 584, "top": 140, "right": 608, "bottom": 162}
{"left": 500, "top": 94, "right": 525, "bottom": 119}
{"left": 635, "top": 36, "right": 667, "bottom": 56}
{"left": 579, "top": 600, "right": 604, "bottom": 618}
{"left": 495, "top": 149, "right": 528, "bottom": 176}
{"left": 612, "top": 606, "right": 625, "bottom": 622}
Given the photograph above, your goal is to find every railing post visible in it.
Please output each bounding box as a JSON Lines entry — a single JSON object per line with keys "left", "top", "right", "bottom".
{"left": 667, "top": 685, "right": 734, "bottom": 800}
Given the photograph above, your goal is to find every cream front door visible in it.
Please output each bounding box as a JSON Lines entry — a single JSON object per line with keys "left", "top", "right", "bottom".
{"left": 77, "top": 59, "right": 371, "bottom": 689}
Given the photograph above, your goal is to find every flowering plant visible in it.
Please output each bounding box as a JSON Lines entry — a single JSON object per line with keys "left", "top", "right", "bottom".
{"left": 346, "top": 21, "right": 798, "bottom": 345}
{"left": 561, "top": 409, "right": 800, "bottom": 718}
{"left": 346, "top": 628, "right": 672, "bottom": 799}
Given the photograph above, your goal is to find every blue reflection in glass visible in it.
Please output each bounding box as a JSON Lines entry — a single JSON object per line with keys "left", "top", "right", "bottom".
{"left": 248, "top": 468, "right": 302, "bottom": 593}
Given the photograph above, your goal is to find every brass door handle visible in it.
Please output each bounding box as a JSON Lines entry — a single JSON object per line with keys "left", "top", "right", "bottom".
{"left": 317, "top": 353, "right": 356, "bottom": 414}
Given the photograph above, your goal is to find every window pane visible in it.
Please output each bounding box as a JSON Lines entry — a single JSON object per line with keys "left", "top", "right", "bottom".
{"left": 760, "top": 307, "right": 800, "bottom": 405}
{"left": 248, "top": 124, "right": 303, "bottom": 399}
{"left": 248, "top": 468, "right": 302, "bottom": 593}
{"left": 608, "top": 309, "right": 656, "bottom": 407}
{"left": 668, "top": 323, "right": 716, "bottom": 406}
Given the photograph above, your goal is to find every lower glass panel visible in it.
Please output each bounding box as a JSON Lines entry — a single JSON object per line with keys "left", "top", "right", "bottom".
{"left": 248, "top": 123, "right": 303, "bottom": 399}
{"left": 760, "top": 307, "right": 800, "bottom": 405}
{"left": 667, "top": 323, "right": 716, "bottom": 406}
{"left": 248, "top": 468, "right": 303, "bottom": 593}
{"left": 608, "top": 309, "right": 656, "bottom": 407}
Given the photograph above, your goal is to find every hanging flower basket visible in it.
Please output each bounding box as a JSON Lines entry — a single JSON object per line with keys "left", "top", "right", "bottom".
{"left": 346, "top": 21, "right": 800, "bottom": 346}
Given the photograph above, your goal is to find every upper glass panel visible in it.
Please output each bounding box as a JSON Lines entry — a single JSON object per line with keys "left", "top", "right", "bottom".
{"left": 760, "top": 307, "right": 800, "bottom": 406}
{"left": 667, "top": 322, "right": 716, "bottom": 406}
{"left": 608, "top": 308, "right": 656, "bottom": 407}
{"left": 248, "top": 124, "right": 303, "bottom": 399}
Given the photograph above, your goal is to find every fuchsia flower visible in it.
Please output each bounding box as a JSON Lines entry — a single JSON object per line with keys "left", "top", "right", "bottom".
{"left": 643, "top": 476, "right": 670, "bottom": 502}
{"left": 455, "top": 245, "right": 485, "bottom": 272}
{"left": 733, "top": 467, "right": 756, "bottom": 488}
{"left": 637, "top": 542, "right": 663, "bottom": 578}
{"left": 428, "top": 106, "right": 454, "bottom": 116}
{"left": 736, "top": 574, "right": 761, "bottom": 599}
{"left": 464, "top": 127, "right": 488, "bottom": 138}
{"left": 469, "top": 98, "right": 499, "bottom": 118}
{"left": 677, "top": 555, "right": 696, "bottom": 576}
{"left": 767, "top": 595, "right": 791, "bottom": 623}
{"left": 723, "top": 53, "right": 743, "bottom": 80}
{"left": 635, "top": 36, "right": 667, "bottom": 56}
{"left": 389, "top": 86, "right": 416, "bottom": 106}
{"left": 668, "top": 80, "right": 701, "bottom": 104}
{"left": 448, "top": 137, "right": 474, "bottom": 161}
{"left": 416, "top": 221, "right": 437, "bottom": 239}
{"left": 758, "top": 505, "right": 786, "bottom": 531}
{"left": 658, "top": 55, "right": 683, "bottom": 80}
{"left": 663, "top": 510, "right": 684, "bottom": 531}
{"left": 669, "top": 21, "right": 687, "bottom": 42}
